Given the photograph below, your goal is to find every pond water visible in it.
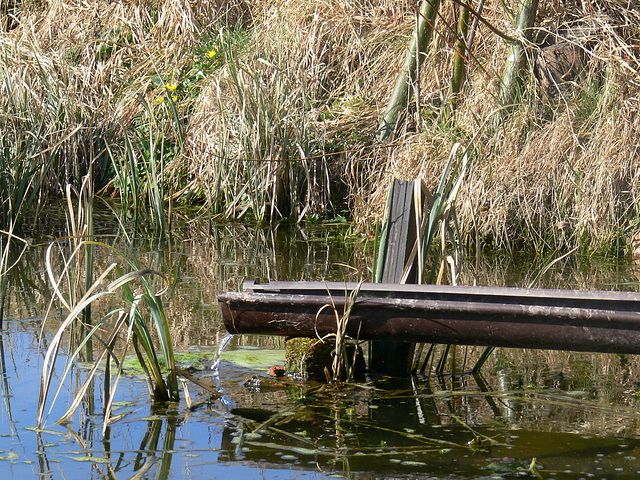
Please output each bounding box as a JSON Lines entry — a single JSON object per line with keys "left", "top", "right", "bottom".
{"left": 2, "top": 213, "right": 640, "bottom": 479}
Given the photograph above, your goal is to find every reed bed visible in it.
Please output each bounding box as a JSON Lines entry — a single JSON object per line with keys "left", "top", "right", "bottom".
{"left": 0, "top": 0, "right": 638, "bottom": 249}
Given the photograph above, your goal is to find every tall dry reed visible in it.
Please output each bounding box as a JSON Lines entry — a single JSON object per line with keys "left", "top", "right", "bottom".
{"left": 1, "top": 0, "right": 638, "bottom": 249}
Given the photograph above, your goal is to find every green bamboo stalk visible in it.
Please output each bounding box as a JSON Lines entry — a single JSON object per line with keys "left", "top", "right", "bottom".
{"left": 497, "top": 0, "right": 539, "bottom": 109}
{"left": 376, "top": 0, "right": 441, "bottom": 143}
{"left": 450, "top": 1, "right": 472, "bottom": 111}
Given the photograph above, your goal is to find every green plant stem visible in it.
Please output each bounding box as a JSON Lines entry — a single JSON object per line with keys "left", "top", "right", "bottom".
{"left": 376, "top": 0, "right": 441, "bottom": 143}
{"left": 450, "top": 2, "right": 472, "bottom": 111}
{"left": 497, "top": 0, "right": 539, "bottom": 109}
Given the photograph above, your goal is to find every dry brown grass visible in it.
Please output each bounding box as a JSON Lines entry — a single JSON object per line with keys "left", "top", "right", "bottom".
{"left": 352, "top": 0, "right": 640, "bottom": 251}
{"left": 185, "top": 0, "right": 640, "bottom": 248}
{"left": 3, "top": 0, "right": 639, "bottom": 247}
{"left": 185, "top": 0, "right": 413, "bottom": 219}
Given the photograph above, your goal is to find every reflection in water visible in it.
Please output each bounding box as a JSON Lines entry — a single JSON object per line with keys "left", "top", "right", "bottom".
{"left": 35, "top": 431, "right": 53, "bottom": 478}
{"left": 133, "top": 411, "right": 178, "bottom": 480}
{"left": 473, "top": 372, "right": 505, "bottom": 420}
{"left": 4, "top": 321, "right": 640, "bottom": 479}
{"left": 218, "top": 368, "right": 640, "bottom": 478}
{"left": 496, "top": 368, "right": 517, "bottom": 422}
{"left": 3, "top": 216, "right": 640, "bottom": 478}
{"left": 0, "top": 335, "right": 14, "bottom": 434}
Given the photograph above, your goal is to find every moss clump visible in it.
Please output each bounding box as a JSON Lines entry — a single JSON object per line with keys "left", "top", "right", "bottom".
{"left": 285, "top": 337, "right": 367, "bottom": 381}
{"left": 285, "top": 337, "right": 334, "bottom": 380}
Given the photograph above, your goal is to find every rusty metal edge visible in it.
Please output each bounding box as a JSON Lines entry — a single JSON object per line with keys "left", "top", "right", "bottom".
{"left": 217, "top": 282, "right": 640, "bottom": 354}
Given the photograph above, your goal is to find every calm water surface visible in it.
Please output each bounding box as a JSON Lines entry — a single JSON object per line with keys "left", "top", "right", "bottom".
{"left": 2, "top": 216, "right": 640, "bottom": 479}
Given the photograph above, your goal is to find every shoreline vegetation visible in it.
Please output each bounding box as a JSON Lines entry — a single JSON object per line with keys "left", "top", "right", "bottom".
{"left": 2, "top": 0, "right": 635, "bottom": 426}
{"left": 0, "top": 0, "right": 638, "bottom": 252}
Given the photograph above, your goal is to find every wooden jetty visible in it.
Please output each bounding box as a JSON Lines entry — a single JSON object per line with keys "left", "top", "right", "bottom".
{"left": 218, "top": 280, "right": 640, "bottom": 355}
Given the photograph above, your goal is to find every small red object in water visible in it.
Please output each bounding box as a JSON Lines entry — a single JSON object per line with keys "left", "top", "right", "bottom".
{"left": 269, "top": 365, "right": 285, "bottom": 377}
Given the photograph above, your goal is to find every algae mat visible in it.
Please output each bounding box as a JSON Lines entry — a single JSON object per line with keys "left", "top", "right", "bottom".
{"left": 122, "top": 347, "right": 285, "bottom": 373}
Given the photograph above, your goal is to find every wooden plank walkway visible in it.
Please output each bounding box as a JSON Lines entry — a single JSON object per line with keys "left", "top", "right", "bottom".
{"left": 218, "top": 280, "right": 640, "bottom": 354}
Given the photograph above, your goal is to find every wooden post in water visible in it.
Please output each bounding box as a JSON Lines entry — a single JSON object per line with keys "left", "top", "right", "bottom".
{"left": 370, "top": 178, "right": 429, "bottom": 375}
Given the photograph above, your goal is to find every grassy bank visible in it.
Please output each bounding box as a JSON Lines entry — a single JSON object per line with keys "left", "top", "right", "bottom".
{"left": 1, "top": 0, "right": 638, "bottom": 251}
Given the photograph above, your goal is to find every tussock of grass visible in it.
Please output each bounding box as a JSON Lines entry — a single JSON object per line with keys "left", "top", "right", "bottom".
{"left": 1, "top": 0, "right": 639, "bottom": 248}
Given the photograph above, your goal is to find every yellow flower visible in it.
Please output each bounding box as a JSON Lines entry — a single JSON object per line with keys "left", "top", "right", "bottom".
{"left": 165, "top": 80, "right": 178, "bottom": 91}
{"left": 172, "top": 95, "right": 178, "bottom": 102}
{"left": 155, "top": 97, "right": 164, "bottom": 104}
{"left": 207, "top": 49, "right": 217, "bottom": 58}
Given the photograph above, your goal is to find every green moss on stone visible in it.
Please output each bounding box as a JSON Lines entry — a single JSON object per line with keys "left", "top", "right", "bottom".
{"left": 285, "top": 337, "right": 334, "bottom": 380}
